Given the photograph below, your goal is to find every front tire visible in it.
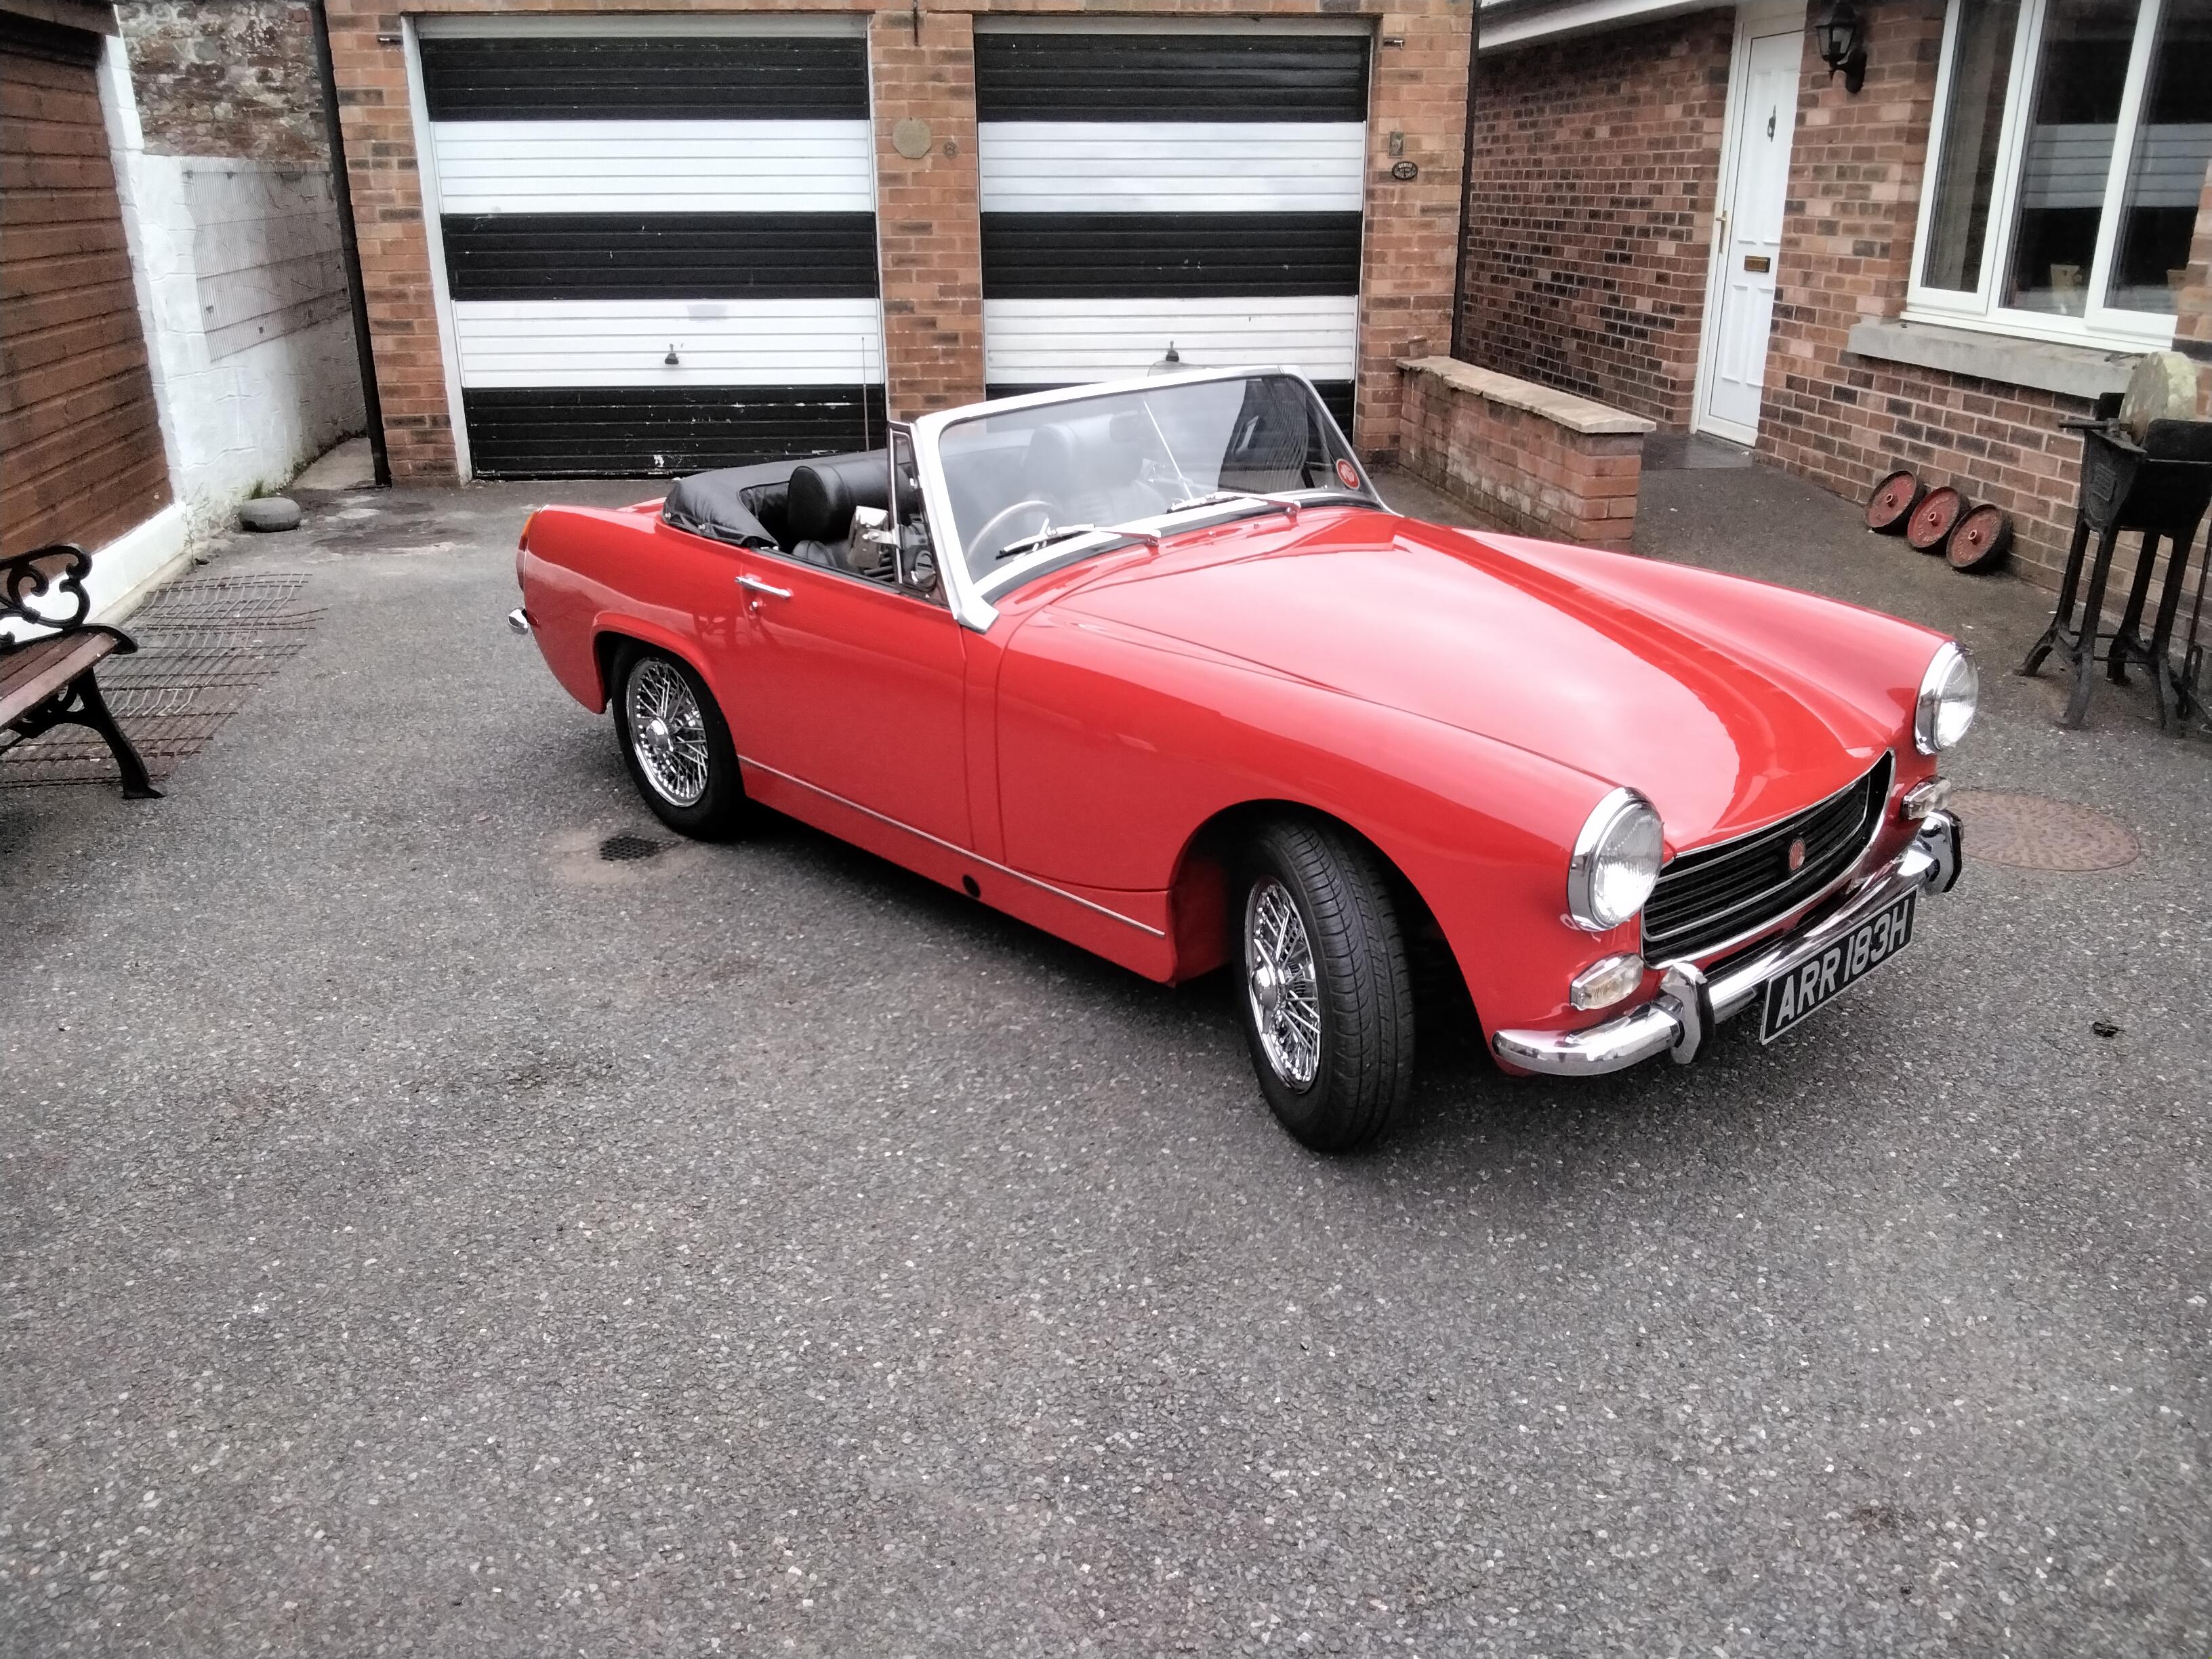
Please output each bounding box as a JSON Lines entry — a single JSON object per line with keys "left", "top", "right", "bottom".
{"left": 1235, "top": 818, "right": 1416, "bottom": 1152}
{"left": 609, "top": 644, "right": 747, "bottom": 839}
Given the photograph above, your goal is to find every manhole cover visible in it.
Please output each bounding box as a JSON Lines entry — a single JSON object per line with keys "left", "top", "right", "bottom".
{"left": 598, "top": 833, "right": 664, "bottom": 863}
{"left": 1952, "top": 790, "right": 2139, "bottom": 872}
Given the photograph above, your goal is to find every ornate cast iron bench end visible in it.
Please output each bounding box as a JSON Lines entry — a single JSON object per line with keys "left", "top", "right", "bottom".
{"left": 1, "top": 544, "right": 162, "bottom": 800}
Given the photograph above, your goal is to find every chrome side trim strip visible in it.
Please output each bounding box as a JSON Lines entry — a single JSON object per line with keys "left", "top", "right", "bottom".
{"left": 735, "top": 754, "right": 1168, "bottom": 939}
{"left": 1492, "top": 811, "right": 1959, "bottom": 1078}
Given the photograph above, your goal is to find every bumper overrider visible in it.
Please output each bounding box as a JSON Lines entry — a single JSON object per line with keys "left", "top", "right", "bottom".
{"left": 1493, "top": 810, "right": 1962, "bottom": 1077}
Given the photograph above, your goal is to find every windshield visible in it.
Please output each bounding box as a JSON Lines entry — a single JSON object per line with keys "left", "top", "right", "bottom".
{"left": 935, "top": 373, "right": 1372, "bottom": 583}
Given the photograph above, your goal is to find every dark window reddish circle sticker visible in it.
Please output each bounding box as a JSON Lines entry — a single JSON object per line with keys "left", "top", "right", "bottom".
{"left": 1335, "top": 458, "right": 1361, "bottom": 491}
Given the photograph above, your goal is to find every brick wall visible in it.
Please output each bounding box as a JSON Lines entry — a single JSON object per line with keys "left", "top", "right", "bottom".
{"left": 2180, "top": 170, "right": 2212, "bottom": 417}
{"left": 1454, "top": 12, "right": 1732, "bottom": 430}
{"left": 868, "top": 8, "right": 983, "bottom": 418}
{"left": 322, "top": 0, "right": 1471, "bottom": 483}
{"left": 1759, "top": 0, "right": 2135, "bottom": 599}
{"left": 323, "top": 4, "right": 446, "bottom": 481}
{"left": 1397, "top": 357, "right": 1652, "bottom": 552}
{"left": 119, "top": 1, "right": 328, "bottom": 165}
{"left": 1354, "top": 3, "right": 1472, "bottom": 445}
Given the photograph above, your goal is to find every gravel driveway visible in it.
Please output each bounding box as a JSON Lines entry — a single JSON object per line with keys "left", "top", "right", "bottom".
{"left": 3, "top": 464, "right": 2207, "bottom": 1656}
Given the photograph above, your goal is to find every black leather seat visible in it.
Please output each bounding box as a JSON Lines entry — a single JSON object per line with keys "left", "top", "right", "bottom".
{"left": 785, "top": 464, "right": 856, "bottom": 569}
{"left": 1021, "top": 422, "right": 1162, "bottom": 526}
{"left": 791, "top": 457, "right": 897, "bottom": 576}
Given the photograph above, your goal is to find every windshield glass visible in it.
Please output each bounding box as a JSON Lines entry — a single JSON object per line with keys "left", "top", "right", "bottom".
{"left": 935, "top": 373, "right": 1370, "bottom": 583}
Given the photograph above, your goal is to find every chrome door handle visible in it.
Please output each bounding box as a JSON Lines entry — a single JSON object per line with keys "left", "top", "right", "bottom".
{"left": 737, "top": 574, "right": 791, "bottom": 600}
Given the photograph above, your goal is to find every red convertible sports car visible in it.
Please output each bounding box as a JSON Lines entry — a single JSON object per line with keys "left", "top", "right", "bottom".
{"left": 511, "top": 367, "right": 1971, "bottom": 1151}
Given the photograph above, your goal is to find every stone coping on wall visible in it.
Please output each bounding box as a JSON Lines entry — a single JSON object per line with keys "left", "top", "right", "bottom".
{"left": 1845, "top": 318, "right": 2144, "bottom": 402}
{"left": 1396, "top": 356, "right": 1658, "bottom": 436}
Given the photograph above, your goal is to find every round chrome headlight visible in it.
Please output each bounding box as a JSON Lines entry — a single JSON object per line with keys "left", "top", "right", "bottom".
{"left": 1914, "top": 642, "right": 1978, "bottom": 754}
{"left": 1567, "top": 787, "right": 1664, "bottom": 932}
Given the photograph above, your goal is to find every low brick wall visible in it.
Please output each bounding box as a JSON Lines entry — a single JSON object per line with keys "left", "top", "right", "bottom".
{"left": 1397, "top": 357, "right": 1655, "bottom": 552}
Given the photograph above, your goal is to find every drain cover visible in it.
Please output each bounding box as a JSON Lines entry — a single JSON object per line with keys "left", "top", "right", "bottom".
{"left": 1952, "top": 790, "right": 2139, "bottom": 872}
{"left": 598, "top": 833, "right": 665, "bottom": 863}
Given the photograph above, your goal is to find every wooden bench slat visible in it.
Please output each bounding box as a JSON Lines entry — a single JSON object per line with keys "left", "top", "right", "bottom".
{"left": 1, "top": 630, "right": 120, "bottom": 726}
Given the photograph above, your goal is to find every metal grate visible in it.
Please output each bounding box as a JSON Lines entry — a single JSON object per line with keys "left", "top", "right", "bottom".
{"left": 1643, "top": 753, "right": 1893, "bottom": 962}
{"left": 1, "top": 571, "right": 322, "bottom": 787}
{"left": 598, "top": 833, "right": 664, "bottom": 863}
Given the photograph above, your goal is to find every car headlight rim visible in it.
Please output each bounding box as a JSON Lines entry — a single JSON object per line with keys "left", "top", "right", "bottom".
{"left": 1567, "top": 787, "right": 1664, "bottom": 933}
{"left": 1915, "top": 641, "right": 1978, "bottom": 754}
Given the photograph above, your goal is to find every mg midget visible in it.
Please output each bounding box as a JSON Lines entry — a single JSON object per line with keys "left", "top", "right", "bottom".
{"left": 510, "top": 367, "right": 1971, "bottom": 1151}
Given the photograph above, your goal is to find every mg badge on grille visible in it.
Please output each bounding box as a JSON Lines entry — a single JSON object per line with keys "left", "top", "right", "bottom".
{"left": 1786, "top": 836, "right": 1807, "bottom": 872}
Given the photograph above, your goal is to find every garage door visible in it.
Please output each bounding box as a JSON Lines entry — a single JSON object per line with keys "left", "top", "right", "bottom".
{"left": 975, "top": 29, "right": 1367, "bottom": 432}
{"left": 419, "top": 24, "right": 883, "bottom": 478}
{"left": 1, "top": 14, "right": 171, "bottom": 558}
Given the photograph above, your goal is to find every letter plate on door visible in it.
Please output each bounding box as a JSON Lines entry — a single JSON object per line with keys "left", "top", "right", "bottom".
{"left": 1743, "top": 255, "right": 1771, "bottom": 273}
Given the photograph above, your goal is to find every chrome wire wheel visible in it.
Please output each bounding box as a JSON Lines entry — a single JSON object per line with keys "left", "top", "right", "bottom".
{"left": 624, "top": 658, "right": 710, "bottom": 808}
{"left": 1244, "top": 876, "right": 1322, "bottom": 1089}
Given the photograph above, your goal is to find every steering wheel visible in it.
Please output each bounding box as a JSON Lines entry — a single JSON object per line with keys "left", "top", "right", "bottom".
{"left": 969, "top": 498, "right": 1056, "bottom": 562}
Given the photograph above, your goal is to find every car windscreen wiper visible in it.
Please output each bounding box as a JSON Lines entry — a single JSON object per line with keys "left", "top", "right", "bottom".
{"left": 1167, "top": 489, "right": 1304, "bottom": 525}
{"left": 994, "top": 523, "right": 1099, "bottom": 560}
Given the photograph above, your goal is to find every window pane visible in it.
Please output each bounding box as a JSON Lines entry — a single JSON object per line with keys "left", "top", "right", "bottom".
{"left": 2107, "top": 0, "right": 2212, "bottom": 314}
{"left": 1922, "top": 0, "right": 2023, "bottom": 292}
{"left": 2003, "top": 0, "right": 2143, "bottom": 316}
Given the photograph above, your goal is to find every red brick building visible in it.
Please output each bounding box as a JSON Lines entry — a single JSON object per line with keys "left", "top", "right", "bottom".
{"left": 317, "top": 0, "right": 1477, "bottom": 483}
{"left": 1462, "top": 0, "right": 2212, "bottom": 596}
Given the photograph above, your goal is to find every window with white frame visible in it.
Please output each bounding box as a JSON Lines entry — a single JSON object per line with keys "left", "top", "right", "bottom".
{"left": 1909, "top": 0, "right": 2211, "bottom": 346}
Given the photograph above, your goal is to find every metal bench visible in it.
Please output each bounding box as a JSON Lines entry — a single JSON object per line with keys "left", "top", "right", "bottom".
{"left": 1, "top": 544, "right": 161, "bottom": 798}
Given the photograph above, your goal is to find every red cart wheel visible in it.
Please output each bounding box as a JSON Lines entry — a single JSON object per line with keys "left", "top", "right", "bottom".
{"left": 1906, "top": 485, "right": 1967, "bottom": 553}
{"left": 1946, "top": 503, "right": 2013, "bottom": 573}
{"left": 1865, "top": 468, "right": 1925, "bottom": 534}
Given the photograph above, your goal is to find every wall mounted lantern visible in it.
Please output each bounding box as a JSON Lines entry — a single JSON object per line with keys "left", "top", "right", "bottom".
{"left": 1811, "top": 2, "right": 1868, "bottom": 93}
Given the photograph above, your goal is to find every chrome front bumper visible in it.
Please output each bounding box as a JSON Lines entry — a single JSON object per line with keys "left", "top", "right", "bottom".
{"left": 1492, "top": 811, "right": 1961, "bottom": 1078}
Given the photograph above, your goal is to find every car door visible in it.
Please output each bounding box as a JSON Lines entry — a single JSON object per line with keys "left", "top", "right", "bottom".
{"left": 726, "top": 427, "right": 972, "bottom": 848}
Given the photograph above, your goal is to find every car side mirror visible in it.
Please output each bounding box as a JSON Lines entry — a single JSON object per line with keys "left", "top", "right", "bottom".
{"left": 852, "top": 504, "right": 897, "bottom": 550}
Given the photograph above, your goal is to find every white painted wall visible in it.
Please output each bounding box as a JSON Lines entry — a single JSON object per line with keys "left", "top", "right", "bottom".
{"left": 93, "top": 26, "right": 364, "bottom": 560}
{"left": 120, "top": 152, "right": 365, "bottom": 542}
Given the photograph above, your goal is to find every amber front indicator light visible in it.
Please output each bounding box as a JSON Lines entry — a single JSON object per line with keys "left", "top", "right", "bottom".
{"left": 1900, "top": 777, "right": 1951, "bottom": 819}
{"left": 1570, "top": 954, "right": 1645, "bottom": 1012}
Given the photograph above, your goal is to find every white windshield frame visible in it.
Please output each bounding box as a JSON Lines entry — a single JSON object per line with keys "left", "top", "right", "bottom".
{"left": 907, "top": 365, "right": 1381, "bottom": 633}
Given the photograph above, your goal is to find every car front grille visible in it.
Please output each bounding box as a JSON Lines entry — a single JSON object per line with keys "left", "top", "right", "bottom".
{"left": 1641, "top": 752, "right": 1893, "bottom": 962}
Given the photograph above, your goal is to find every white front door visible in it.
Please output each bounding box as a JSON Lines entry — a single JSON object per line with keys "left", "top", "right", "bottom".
{"left": 1697, "top": 26, "right": 1801, "bottom": 444}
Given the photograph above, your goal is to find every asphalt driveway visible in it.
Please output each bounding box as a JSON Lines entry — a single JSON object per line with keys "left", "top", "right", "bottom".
{"left": 3, "top": 459, "right": 2207, "bottom": 1656}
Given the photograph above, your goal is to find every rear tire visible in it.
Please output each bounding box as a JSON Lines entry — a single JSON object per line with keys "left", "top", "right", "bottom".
{"left": 1234, "top": 818, "right": 1416, "bottom": 1152}
{"left": 609, "top": 644, "right": 748, "bottom": 840}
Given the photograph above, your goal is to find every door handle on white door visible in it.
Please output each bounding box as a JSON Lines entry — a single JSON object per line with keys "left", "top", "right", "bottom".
{"left": 737, "top": 574, "right": 792, "bottom": 600}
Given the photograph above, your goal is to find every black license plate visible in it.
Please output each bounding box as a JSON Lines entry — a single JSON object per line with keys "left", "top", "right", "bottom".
{"left": 1758, "top": 891, "right": 1916, "bottom": 1044}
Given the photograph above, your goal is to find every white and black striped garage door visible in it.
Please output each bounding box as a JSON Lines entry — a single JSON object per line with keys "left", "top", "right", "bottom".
{"left": 975, "top": 29, "right": 1367, "bottom": 432}
{"left": 419, "top": 26, "right": 883, "bottom": 478}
